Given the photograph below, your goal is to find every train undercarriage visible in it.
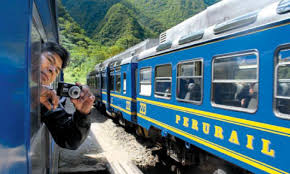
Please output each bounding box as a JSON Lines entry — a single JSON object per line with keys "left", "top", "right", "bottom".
{"left": 100, "top": 105, "right": 250, "bottom": 174}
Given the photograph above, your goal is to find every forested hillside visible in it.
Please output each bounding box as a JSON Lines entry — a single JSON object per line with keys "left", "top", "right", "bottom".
{"left": 57, "top": 0, "right": 124, "bottom": 83}
{"left": 124, "top": 0, "right": 209, "bottom": 30}
{"left": 61, "top": 0, "right": 219, "bottom": 45}
{"left": 58, "top": 0, "right": 219, "bottom": 83}
{"left": 94, "top": 3, "right": 155, "bottom": 46}
{"left": 61, "top": 0, "right": 121, "bottom": 36}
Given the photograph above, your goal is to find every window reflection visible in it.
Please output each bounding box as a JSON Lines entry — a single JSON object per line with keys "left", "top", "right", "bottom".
{"left": 212, "top": 52, "right": 258, "bottom": 112}
{"left": 139, "top": 68, "right": 152, "bottom": 96}
{"left": 155, "top": 64, "right": 172, "bottom": 99}
{"left": 275, "top": 48, "right": 290, "bottom": 117}
{"left": 123, "top": 73, "right": 126, "bottom": 94}
{"left": 116, "top": 73, "right": 121, "bottom": 93}
{"left": 177, "top": 60, "right": 202, "bottom": 103}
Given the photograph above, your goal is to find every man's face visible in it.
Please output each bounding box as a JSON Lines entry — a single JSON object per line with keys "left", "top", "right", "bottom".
{"left": 40, "top": 51, "right": 63, "bottom": 85}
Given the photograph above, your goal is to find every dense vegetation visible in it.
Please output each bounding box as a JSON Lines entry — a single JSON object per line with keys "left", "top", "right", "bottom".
{"left": 124, "top": 0, "right": 209, "bottom": 30}
{"left": 61, "top": 0, "right": 121, "bottom": 36}
{"left": 58, "top": 0, "right": 219, "bottom": 83}
{"left": 94, "top": 3, "right": 155, "bottom": 47}
{"left": 58, "top": 0, "right": 125, "bottom": 84}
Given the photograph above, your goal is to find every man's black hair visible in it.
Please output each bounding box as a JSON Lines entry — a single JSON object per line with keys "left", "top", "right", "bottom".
{"left": 42, "top": 42, "right": 70, "bottom": 68}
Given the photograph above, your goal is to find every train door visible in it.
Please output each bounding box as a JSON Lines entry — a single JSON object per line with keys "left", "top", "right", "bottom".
{"left": 101, "top": 69, "right": 106, "bottom": 110}
{"left": 96, "top": 71, "right": 102, "bottom": 104}
{"left": 131, "top": 63, "right": 138, "bottom": 123}
{"left": 106, "top": 66, "right": 111, "bottom": 112}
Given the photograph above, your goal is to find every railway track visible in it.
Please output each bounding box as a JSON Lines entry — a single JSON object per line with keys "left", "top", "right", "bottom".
{"left": 59, "top": 108, "right": 221, "bottom": 174}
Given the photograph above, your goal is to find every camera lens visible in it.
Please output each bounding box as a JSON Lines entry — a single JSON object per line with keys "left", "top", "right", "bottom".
{"left": 68, "top": 86, "right": 81, "bottom": 99}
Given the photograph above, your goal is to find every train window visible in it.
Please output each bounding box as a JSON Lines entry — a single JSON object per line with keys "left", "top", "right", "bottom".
{"left": 123, "top": 73, "right": 127, "bottom": 94}
{"left": 212, "top": 51, "right": 258, "bottom": 113}
{"left": 116, "top": 73, "right": 121, "bottom": 93}
{"left": 139, "top": 67, "right": 152, "bottom": 96}
{"left": 101, "top": 72, "right": 106, "bottom": 90}
{"left": 110, "top": 70, "right": 114, "bottom": 91}
{"left": 177, "top": 59, "right": 203, "bottom": 104}
{"left": 96, "top": 74, "right": 100, "bottom": 90}
{"left": 155, "top": 64, "right": 172, "bottom": 99}
{"left": 274, "top": 46, "right": 290, "bottom": 119}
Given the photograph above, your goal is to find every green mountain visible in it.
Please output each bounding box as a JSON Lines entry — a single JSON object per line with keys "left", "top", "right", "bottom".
{"left": 57, "top": 0, "right": 125, "bottom": 83}
{"left": 94, "top": 3, "right": 155, "bottom": 47}
{"left": 123, "top": 0, "right": 209, "bottom": 30}
{"left": 57, "top": 0, "right": 220, "bottom": 83}
{"left": 61, "top": 0, "right": 219, "bottom": 46}
{"left": 61, "top": 0, "right": 121, "bottom": 36}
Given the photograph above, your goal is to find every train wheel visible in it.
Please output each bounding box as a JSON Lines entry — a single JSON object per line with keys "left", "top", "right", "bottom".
{"left": 213, "top": 169, "right": 227, "bottom": 174}
{"left": 136, "top": 126, "right": 143, "bottom": 137}
{"left": 118, "top": 115, "right": 126, "bottom": 127}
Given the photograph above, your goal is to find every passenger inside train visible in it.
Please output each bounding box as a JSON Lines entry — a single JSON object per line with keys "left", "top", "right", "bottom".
{"left": 237, "top": 83, "right": 258, "bottom": 109}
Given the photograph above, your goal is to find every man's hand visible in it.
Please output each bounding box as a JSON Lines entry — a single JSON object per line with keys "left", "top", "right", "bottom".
{"left": 71, "top": 83, "right": 95, "bottom": 115}
{"left": 40, "top": 86, "right": 59, "bottom": 110}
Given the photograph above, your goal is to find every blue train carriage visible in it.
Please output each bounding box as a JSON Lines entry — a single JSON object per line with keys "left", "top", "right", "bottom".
{"left": 87, "top": 63, "right": 103, "bottom": 108}
{"left": 87, "top": 70, "right": 97, "bottom": 97}
{"left": 95, "top": 64, "right": 102, "bottom": 108}
{"left": 106, "top": 60, "right": 121, "bottom": 118}
{"left": 115, "top": 55, "right": 137, "bottom": 126}
{"left": 99, "top": 63, "right": 109, "bottom": 112}
{"left": 100, "top": 60, "right": 113, "bottom": 116}
{"left": 102, "top": 40, "right": 159, "bottom": 126}
{"left": 136, "top": 0, "right": 290, "bottom": 173}
{"left": 0, "top": 0, "right": 60, "bottom": 173}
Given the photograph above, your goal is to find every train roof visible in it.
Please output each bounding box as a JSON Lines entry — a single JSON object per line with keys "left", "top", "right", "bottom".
{"left": 138, "top": 0, "right": 289, "bottom": 60}
{"left": 100, "top": 39, "right": 159, "bottom": 68}
{"left": 94, "top": 0, "right": 289, "bottom": 71}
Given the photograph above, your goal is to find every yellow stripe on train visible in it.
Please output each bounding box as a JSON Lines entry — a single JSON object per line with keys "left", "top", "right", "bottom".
{"left": 111, "top": 93, "right": 136, "bottom": 102}
{"left": 137, "top": 113, "right": 288, "bottom": 174}
{"left": 136, "top": 97, "right": 290, "bottom": 137}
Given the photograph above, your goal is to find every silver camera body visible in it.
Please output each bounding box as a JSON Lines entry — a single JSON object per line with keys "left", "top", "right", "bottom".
{"left": 57, "top": 82, "right": 82, "bottom": 99}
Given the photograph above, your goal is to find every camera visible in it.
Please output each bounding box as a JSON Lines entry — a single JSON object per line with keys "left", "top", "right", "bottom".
{"left": 57, "top": 82, "right": 82, "bottom": 99}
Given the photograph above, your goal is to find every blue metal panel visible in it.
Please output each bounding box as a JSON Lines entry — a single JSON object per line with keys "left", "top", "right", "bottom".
{"left": 0, "top": 0, "right": 59, "bottom": 173}
{"left": 137, "top": 22, "right": 290, "bottom": 174}
{"left": 108, "top": 63, "right": 138, "bottom": 122}
{"left": 0, "top": 0, "right": 32, "bottom": 173}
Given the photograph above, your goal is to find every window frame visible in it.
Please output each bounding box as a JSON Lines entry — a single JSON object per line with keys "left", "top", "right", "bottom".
{"left": 176, "top": 58, "right": 203, "bottom": 105}
{"left": 154, "top": 63, "right": 172, "bottom": 100}
{"left": 139, "top": 67, "right": 152, "bottom": 96}
{"left": 30, "top": 21, "right": 43, "bottom": 138}
{"left": 273, "top": 44, "right": 290, "bottom": 119}
{"left": 211, "top": 50, "right": 259, "bottom": 113}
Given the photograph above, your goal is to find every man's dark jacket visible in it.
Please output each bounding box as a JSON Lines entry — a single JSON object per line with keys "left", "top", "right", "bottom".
{"left": 41, "top": 99, "right": 91, "bottom": 150}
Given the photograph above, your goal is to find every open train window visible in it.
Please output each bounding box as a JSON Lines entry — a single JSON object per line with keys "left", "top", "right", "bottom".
{"left": 97, "top": 73, "right": 101, "bottom": 90}
{"left": 110, "top": 70, "right": 114, "bottom": 91}
{"left": 139, "top": 67, "right": 152, "bottom": 96}
{"left": 155, "top": 64, "right": 172, "bottom": 99}
{"left": 116, "top": 73, "right": 121, "bottom": 93}
{"left": 212, "top": 50, "right": 258, "bottom": 113}
{"left": 123, "top": 73, "right": 127, "bottom": 94}
{"left": 274, "top": 45, "right": 290, "bottom": 119}
{"left": 101, "top": 72, "right": 106, "bottom": 90}
{"left": 177, "top": 59, "right": 203, "bottom": 104}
